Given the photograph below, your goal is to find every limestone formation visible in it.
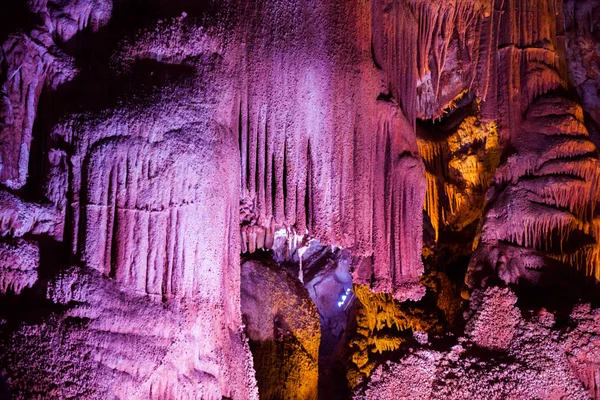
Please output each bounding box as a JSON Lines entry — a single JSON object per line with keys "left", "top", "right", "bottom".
{"left": 241, "top": 259, "right": 320, "bottom": 400}
{"left": 355, "top": 287, "right": 599, "bottom": 400}
{"left": 0, "top": 0, "right": 599, "bottom": 398}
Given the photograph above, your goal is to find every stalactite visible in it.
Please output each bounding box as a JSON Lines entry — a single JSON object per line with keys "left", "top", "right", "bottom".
{"left": 473, "top": 93, "right": 600, "bottom": 279}
{"left": 417, "top": 116, "right": 501, "bottom": 239}
{"left": 369, "top": 0, "right": 421, "bottom": 125}
{"left": 238, "top": 37, "right": 428, "bottom": 299}
{"left": 0, "top": 0, "right": 599, "bottom": 398}
{"left": 0, "top": 239, "right": 39, "bottom": 295}
{"left": 418, "top": 139, "right": 447, "bottom": 174}
{"left": 468, "top": 0, "right": 600, "bottom": 285}
{"left": 424, "top": 171, "right": 441, "bottom": 241}
{"left": 443, "top": 183, "right": 464, "bottom": 220}
{"left": 404, "top": 0, "right": 490, "bottom": 119}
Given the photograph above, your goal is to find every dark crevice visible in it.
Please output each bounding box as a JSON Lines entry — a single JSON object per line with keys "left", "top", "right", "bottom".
{"left": 255, "top": 118, "right": 260, "bottom": 195}
{"left": 305, "top": 140, "right": 313, "bottom": 232}
{"left": 264, "top": 114, "right": 269, "bottom": 212}
{"left": 370, "top": 39, "right": 382, "bottom": 70}
{"left": 271, "top": 152, "right": 277, "bottom": 216}
{"left": 246, "top": 101, "right": 251, "bottom": 189}
{"left": 282, "top": 137, "right": 288, "bottom": 215}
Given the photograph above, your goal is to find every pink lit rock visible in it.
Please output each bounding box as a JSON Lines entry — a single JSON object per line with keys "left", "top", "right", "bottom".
{"left": 0, "top": 0, "right": 110, "bottom": 188}
{"left": 468, "top": 0, "right": 600, "bottom": 286}
{"left": 0, "top": 190, "right": 58, "bottom": 238}
{"left": 1, "top": 265, "right": 258, "bottom": 399}
{"left": 0, "top": 32, "right": 76, "bottom": 188}
{"left": 355, "top": 351, "right": 442, "bottom": 400}
{"left": 1, "top": 12, "right": 258, "bottom": 398}
{"left": 1, "top": 115, "right": 259, "bottom": 397}
{"left": 0, "top": 0, "right": 599, "bottom": 398}
{"left": 565, "top": 0, "right": 600, "bottom": 131}
{"left": 0, "top": 239, "right": 39, "bottom": 294}
{"left": 356, "top": 287, "right": 597, "bottom": 399}
{"left": 464, "top": 287, "right": 519, "bottom": 351}
{"left": 238, "top": 0, "right": 427, "bottom": 298}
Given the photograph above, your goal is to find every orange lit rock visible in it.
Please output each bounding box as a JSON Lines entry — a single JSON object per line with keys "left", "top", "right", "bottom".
{"left": 241, "top": 259, "right": 320, "bottom": 400}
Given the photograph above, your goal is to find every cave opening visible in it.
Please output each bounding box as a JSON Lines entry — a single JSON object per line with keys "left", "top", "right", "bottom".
{"left": 240, "top": 235, "right": 354, "bottom": 400}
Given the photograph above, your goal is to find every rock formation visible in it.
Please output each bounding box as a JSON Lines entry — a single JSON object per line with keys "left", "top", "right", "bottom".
{"left": 241, "top": 259, "right": 320, "bottom": 400}
{"left": 355, "top": 287, "right": 598, "bottom": 400}
{"left": 0, "top": 0, "right": 599, "bottom": 399}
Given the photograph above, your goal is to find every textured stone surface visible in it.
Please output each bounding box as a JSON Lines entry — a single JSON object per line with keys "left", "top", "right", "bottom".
{"left": 237, "top": 0, "right": 427, "bottom": 298}
{"left": 0, "top": 0, "right": 110, "bottom": 188}
{"left": 466, "top": 0, "right": 600, "bottom": 288}
{"left": 241, "top": 259, "right": 320, "bottom": 400}
{"left": 565, "top": 0, "right": 600, "bottom": 132}
{"left": 1, "top": 10, "right": 259, "bottom": 395}
{"left": 0, "top": 0, "right": 599, "bottom": 398}
{"left": 0, "top": 239, "right": 39, "bottom": 294}
{"left": 2, "top": 266, "right": 257, "bottom": 399}
{"left": 355, "top": 287, "right": 597, "bottom": 400}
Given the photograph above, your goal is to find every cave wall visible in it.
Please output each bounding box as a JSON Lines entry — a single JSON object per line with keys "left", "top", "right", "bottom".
{"left": 0, "top": 0, "right": 599, "bottom": 398}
